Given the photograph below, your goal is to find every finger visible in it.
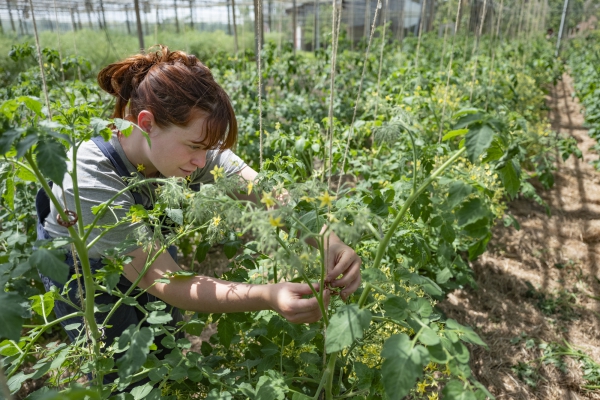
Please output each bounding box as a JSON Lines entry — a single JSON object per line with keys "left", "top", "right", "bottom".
{"left": 322, "top": 287, "right": 331, "bottom": 309}
{"left": 330, "top": 261, "right": 361, "bottom": 288}
{"left": 341, "top": 271, "right": 361, "bottom": 301}
{"left": 326, "top": 251, "right": 357, "bottom": 282}
{"left": 289, "top": 282, "right": 322, "bottom": 296}
{"left": 288, "top": 308, "right": 323, "bottom": 324}
{"left": 289, "top": 295, "right": 322, "bottom": 314}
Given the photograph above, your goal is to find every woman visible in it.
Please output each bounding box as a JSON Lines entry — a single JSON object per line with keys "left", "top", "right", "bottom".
{"left": 37, "top": 45, "right": 361, "bottom": 381}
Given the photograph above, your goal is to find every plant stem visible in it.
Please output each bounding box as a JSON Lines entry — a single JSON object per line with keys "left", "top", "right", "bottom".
{"left": 371, "top": 146, "right": 467, "bottom": 273}
{"left": 0, "top": 358, "right": 13, "bottom": 400}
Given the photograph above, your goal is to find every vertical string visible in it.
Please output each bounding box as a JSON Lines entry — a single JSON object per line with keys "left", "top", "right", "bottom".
{"left": 484, "top": 0, "right": 504, "bottom": 111}
{"left": 372, "top": 0, "right": 390, "bottom": 124}
{"left": 28, "top": 0, "right": 51, "bottom": 119}
{"left": 437, "top": 0, "right": 463, "bottom": 141}
{"left": 326, "top": 3, "right": 341, "bottom": 187}
{"left": 52, "top": 0, "right": 65, "bottom": 82}
{"left": 257, "top": 0, "right": 264, "bottom": 170}
{"left": 414, "top": 0, "right": 427, "bottom": 69}
{"left": 336, "top": 0, "right": 382, "bottom": 193}
{"left": 468, "top": 0, "right": 488, "bottom": 102}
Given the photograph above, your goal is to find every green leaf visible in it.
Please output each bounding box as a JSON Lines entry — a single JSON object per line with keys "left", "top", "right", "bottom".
{"left": 165, "top": 208, "right": 183, "bottom": 225}
{"left": 465, "top": 124, "right": 494, "bottom": 163}
{"left": 0, "top": 129, "right": 21, "bottom": 155}
{"left": 325, "top": 304, "right": 372, "bottom": 353}
{"left": 117, "top": 326, "right": 154, "bottom": 378}
{"left": 447, "top": 181, "right": 473, "bottom": 209}
{"left": 16, "top": 165, "right": 36, "bottom": 182}
{"left": 3, "top": 176, "right": 14, "bottom": 210}
{"left": 453, "top": 108, "right": 480, "bottom": 119}
{"left": 223, "top": 239, "right": 242, "bottom": 259}
{"left": 427, "top": 342, "right": 450, "bottom": 363}
{"left": 381, "top": 333, "right": 425, "bottom": 400}
{"left": 194, "top": 241, "right": 212, "bottom": 264}
{"left": 35, "top": 139, "right": 68, "bottom": 187}
{"left": 407, "top": 298, "right": 433, "bottom": 317}
{"left": 436, "top": 267, "right": 453, "bottom": 284}
{"left": 418, "top": 326, "right": 440, "bottom": 346}
{"left": 383, "top": 296, "right": 408, "bottom": 322}
{"left": 206, "top": 389, "right": 232, "bottom": 400}
{"left": 498, "top": 159, "right": 521, "bottom": 198}
{"left": 18, "top": 96, "right": 43, "bottom": 117}
{"left": 442, "top": 129, "right": 469, "bottom": 141}
{"left": 146, "top": 311, "right": 173, "bottom": 324}
{"left": 255, "top": 370, "right": 288, "bottom": 400}
{"left": 29, "top": 292, "right": 55, "bottom": 318}
{"left": 456, "top": 198, "right": 487, "bottom": 227}
{"left": 217, "top": 315, "right": 235, "bottom": 348}
{"left": 441, "top": 223, "right": 456, "bottom": 244}
{"left": 90, "top": 118, "right": 112, "bottom": 141}
{"left": 468, "top": 233, "right": 492, "bottom": 260}
{"left": 442, "top": 379, "right": 477, "bottom": 400}
{"left": 130, "top": 383, "right": 153, "bottom": 400}
{"left": 16, "top": 133, "right": 38, "bottom": 159}
{"left": 184, "top": 320, "right": 205, "bottom": 336}
{"left": 0, "top": 292, "right": 25, "bottom": 341}
{"left": 114, "top": 118, "right": 133, "bottom": 136}
{"left": 29, "top": 249, "right": 68, "bottom": 284}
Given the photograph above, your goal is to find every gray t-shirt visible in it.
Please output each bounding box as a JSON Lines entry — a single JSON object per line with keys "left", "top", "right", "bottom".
{"left": 44, "top": 135, "right": 246, "bottom": 259}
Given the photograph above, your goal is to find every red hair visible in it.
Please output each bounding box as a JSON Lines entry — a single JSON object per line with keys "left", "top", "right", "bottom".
{"left": 97, "top": 45, "right": 237, "bottom": 150}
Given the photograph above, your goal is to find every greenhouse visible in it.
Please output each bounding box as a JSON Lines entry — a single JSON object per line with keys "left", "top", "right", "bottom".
{"left": 0, "top": 0, "right": 600, "bottom": 398}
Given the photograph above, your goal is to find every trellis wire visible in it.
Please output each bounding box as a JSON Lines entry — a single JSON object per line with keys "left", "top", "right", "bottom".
{"left": 437, "top": 0, "right": 463, "bottom": 142}
{"left": 28, "top": 0, "right": 51, "bottom": 119}
{"left": 336, "top": 0, "right": 382, "bottom": 194}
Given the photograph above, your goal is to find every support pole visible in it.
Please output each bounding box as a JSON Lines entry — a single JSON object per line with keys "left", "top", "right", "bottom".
{"left": 227, "top": 0, "right": 231, "bottom": 35}
{"left": 99, "top": 0, "right": 107, "bottom": 29}
{"left": 85, "top": 0, "right": 93, "bottom": 29}
{"left": 189, "top": 0, "right": 194, "bottom": 30}
{"left": 555, "top": 0, "right": 569, "bottom": 57}
{"left": 71, "top": 7, "right": 78, "bottom": 32}
{"left": 134, "top": 0, "right": 145, "bottom": 51}
{"left": 232, "top": 0, "right": 238, "bottom": 53}
{"left": 7, "top": 0, "right": 16, "bottom": 33}
{"left": 125, "top": 5, "right": 131, "bottom": 34}
{"left": 174, "top": 0, "right": 180, "bottom": 33}
{"left": 292, "top": 0, "right": 297, "bottom": 53}
{"left": 254, "top": 0, "right": 264, "bottom": 56}
{"left": 314, "top": 0, "right": 320, "bottom": 51}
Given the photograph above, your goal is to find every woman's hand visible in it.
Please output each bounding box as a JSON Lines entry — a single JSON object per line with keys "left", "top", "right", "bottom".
{"left": 266, "top": 282, "right": 330, "bottom": 324}
{"left": 324, "top": 236, "right": 362, "bottom": 301}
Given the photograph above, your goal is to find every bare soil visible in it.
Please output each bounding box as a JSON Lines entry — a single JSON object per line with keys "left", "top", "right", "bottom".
{"left": 437, "top": 74, "right": 600, "bottom": 399}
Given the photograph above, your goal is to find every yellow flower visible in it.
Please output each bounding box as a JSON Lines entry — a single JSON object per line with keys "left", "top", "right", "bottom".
{"left": 269, "top": 215, "right": 284, "bottom": 228}
{"left": 210, "top": 165, "right": 225, "bottom": 182}
{"left": 443, "top": 365, "right": 451, "bottom": 376}
{"left": 416, "top": 381, "right": 428, "bottom": 395}
{"left": 406, "top": 106, "right": 412, "bottom": 112}
{"left": 131, "top": 214, "right": 142, "bottom": 223}
{"left": 317, "top": 192, "right": 335, "bottom": 208}
{"left": 300, "top": 196, "right": 313, "bottom": 203}
{"left": 186, "top": 175, "right": 192, "bottom": 182}
{"left": 247, "top": 181, "right": 254, "bottom": 196}
{"left": 136, "top": 164, "right": 145, "bottom": 172}
{"left": 385, "top": 95, "right": 392, "bottom": 101}
{"left": 275, "top": 122, "right": 281, "bottom": 130}
{"left": 428, "top": 393, "right": 439, "bottom": 400}
{"left": 212, "top": 216, "right": 221, "bottom": 226}
{"left": 261, "top": 192, "right": 276, "bottom": 208}
{"left": 425, "top": 362, "right": 437, "bottom": 372}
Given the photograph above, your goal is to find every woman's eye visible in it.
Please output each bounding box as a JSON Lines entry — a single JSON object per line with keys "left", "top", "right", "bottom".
{"left": 189, "top": 145, "right": 200, "bottom": 150}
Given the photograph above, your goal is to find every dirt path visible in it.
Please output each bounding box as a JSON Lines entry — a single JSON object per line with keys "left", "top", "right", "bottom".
{"left": 438, "top": 74, "right": 600, "bottom": 400}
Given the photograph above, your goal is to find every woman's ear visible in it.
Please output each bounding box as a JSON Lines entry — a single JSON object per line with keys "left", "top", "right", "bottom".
{"left": 137, "top": 110, "right": 155, "bottom": 135}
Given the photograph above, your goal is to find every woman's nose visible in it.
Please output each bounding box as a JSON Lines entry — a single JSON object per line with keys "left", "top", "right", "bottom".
{"left": 191, "top": 150, "right": 207, "bottom": 169}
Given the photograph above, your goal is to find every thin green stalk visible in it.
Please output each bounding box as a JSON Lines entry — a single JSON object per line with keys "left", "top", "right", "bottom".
{"left": 371, "top": 147, "right": 467, "bottom": 273}
{"left": 0, "top": 357, "right": 13, "bottom": 400}
{"left": 7, "top": 312, "right": 84, "bottom": 378}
